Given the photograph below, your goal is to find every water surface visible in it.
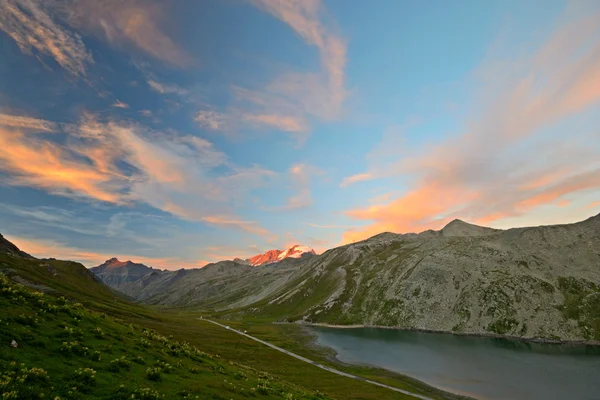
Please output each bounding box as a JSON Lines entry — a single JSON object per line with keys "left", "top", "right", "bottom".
{"left": 309, "top": 327, "right": 600, "bottom": 400}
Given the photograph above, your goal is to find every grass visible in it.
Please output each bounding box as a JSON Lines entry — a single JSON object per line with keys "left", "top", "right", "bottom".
{"left": 0, "top": 274, "right": 329, "bottom": 399}
{"left": 0, "top": 252, "right": 469, "bottom": 399}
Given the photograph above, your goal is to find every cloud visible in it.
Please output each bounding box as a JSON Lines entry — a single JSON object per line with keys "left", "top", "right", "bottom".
{"left": 283, "top": 163, "right": 315, "bottom": 210}
{"left": 265, "top": 163, "right": 321, "bottom": 211}
{"left": 249, "top": 0, "right": 347, "bottom": 118}
{"left": 0, "top": 113, "right": 57, "bottom": 131}
{"left": 0, "top": 112, "right": 276, "bottom": 238}
{"left": 112, "top": 100, "right": 129, "bottom": 109}
{"left": 341, "top": 9, "right": 600, "bottom": 243}
{"left": 6, "top": 234, "right": 205, "bottom": 269}
{"left": 0, "top": 114, "right": 126, "bottom": 203}
{"left": 340, "top": 173, "right": 373, "bottom": 188}
{"left": 195, "top": 110, "right": 227, "bottom": 130}
{"left": 147, "top": 79, "right": 189, "bottom": 96}
{"left": 0, "top": 0, "right": 93, "bottom": 76}
{"left": 200, "top": 0, "right": 347, "bottom": 138}
{"left": 63, "top": 0, "right": 191, "bottom": 67}
{"left": 307, "top": 223, "right": 349, "bottom": 229}
{"left": 243, "top": 114, "right": 307, "bottom": 133}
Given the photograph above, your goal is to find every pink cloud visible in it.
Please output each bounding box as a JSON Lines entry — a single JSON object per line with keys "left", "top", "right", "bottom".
{"left": 341, "top": 9, "right": 600, "bottom": 243}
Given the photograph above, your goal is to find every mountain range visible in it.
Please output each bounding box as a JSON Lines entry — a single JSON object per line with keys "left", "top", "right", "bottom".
{"left": 2, "top": 214, "right": 599, "bottom": 342}
{"left": 87, "top": 214, "right": 600, "bottom": 342}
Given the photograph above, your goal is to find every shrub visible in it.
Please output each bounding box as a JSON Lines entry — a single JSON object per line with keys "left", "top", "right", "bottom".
{"left": 93, "top": 327, "right": 105, "bottom": 339}
{"left": 145, "top": 367, "right": 161, "bottom": 381}
{"left": 108, "top": 356, "right": 131, "bottom": 372}
{"left": 131, "top": 387, "right": 164, "bottom": 399}
{"left": 90, "top": 351, "right": 102, "bottom": 362}
{"left": 133, "top": 356, "right": 145, "bottom": 365}
{"left": 60, "top": 341, "right": 89, "bottom": 356}
{"left": 71, "top": 368, "right": 96, "bottom": 393}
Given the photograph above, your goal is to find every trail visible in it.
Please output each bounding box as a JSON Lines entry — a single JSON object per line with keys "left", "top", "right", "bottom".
{"left": 199, "top": 318, "right": 435, "bottom": 400}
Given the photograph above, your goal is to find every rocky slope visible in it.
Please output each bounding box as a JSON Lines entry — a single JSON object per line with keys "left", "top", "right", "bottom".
{"left": 0, "top": 233, "right": 32, "bottom": 258}
{"left": 242, "top": 215, "right": 600, "bottom": 342}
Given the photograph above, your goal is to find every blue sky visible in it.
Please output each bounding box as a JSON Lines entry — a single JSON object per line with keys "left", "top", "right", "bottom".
{"left": 1, "top": 0, "right": 599, "bottom": 269}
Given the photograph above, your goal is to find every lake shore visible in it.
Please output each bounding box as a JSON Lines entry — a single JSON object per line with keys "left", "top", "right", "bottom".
{"left": 281, "top": 321, "right": 600, "bottom": 347}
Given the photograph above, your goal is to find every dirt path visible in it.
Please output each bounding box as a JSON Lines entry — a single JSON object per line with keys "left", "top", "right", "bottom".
{"left": 200, "top": 318, "right": 434, "bottom": 400}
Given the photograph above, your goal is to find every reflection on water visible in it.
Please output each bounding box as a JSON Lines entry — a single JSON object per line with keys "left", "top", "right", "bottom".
{"left": 310, "top": 327, "right": 600, "bottom": 400}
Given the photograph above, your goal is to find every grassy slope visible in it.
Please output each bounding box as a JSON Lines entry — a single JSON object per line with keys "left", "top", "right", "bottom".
{"left": 0, "top": 252, "right": 468, "bottom": 400}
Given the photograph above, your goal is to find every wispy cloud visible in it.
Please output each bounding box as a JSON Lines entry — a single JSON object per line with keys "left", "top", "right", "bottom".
{"left": 243, "top": 114, "right": 308, "bottom": 133}
{"left": 199, "top": 0, "right": 347, "bottom": 139}
{"left": 147, "top": 79, "right": 189, "bottom": 97}
{"left": 195, "top": 110, "right": 227, "bottom": 130}
{"left": 0, "top": 0, "right": 93, "bottom": 76}
{"left": 249, "top": 0, "right": 347, "bottom": 119}
{"left": 0, "top": 112, "right": 276, "bottom": 239}
{"left": 283, "top": 163, "right": 317, "bottom": 210}
{"left": 63, "top": 0, "right": 191, "bottom": 67}
{"left": 0, "top": 113, "right": 57, "bottom": 131}
{"left": 307, "top": 223, "right": 349, "bottom": 229}
{"left": 264, "top": 163, "right": 321, "bottom": 211}
{"left": 112, "top": 100, "right": 129, "bottom": 109}
{"left": 341, "top": 9, "right": 600, "bottom": 243}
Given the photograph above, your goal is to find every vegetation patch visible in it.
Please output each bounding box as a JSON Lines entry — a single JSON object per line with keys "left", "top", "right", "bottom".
{"left": 557, "top": 276, "right": 600, "bottom": 340}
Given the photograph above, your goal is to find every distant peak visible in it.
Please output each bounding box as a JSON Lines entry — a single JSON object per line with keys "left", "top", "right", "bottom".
{"left": 247, "top": 245, "right": 316, "bottom": 266}
{"left": 107, "top": 257, "right": 120, "bottom": 263}
{"left": 440, "top": 218, "right": 500, "bottom": 237}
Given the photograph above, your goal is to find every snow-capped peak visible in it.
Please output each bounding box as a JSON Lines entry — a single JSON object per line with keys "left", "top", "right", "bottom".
{"left": 246, "top": 245, "right": 316, "bottom": 266}
{"left": 276, "top": 245, "right": 316, "bottom": 260}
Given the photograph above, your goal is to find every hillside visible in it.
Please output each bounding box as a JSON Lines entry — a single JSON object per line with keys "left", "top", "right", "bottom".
{"left": 238, "top": 214, "right": 600, "bottom": 342}
{"left": 0, "top": 234, "right": 467, "bottom": 400}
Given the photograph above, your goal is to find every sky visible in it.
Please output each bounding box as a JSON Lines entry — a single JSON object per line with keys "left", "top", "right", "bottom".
{"left": 0, "top": 0, "right": 599, "bottom": 270}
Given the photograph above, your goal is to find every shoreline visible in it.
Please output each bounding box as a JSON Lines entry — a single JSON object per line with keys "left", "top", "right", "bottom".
{"left": 282, "top": 321, "right": 600, "bottom": 347}
{"left": 292, "top": 324, "right": 476, "bottom": 400}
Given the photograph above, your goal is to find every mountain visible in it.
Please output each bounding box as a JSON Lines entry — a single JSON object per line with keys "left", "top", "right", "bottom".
{"left": 245, "top": 214, "right": 600, "bottom": 342}
{"left": 85, "top": 214, "right": 600, "bottom": 342}
{"left": 248, "top": 249, "right": 282, "bottom": 266}
{"left": 90, "top": 258, "right": 165, "bottom": 291}
{"left": 247, "top": 245, "right": 316, "bottom": 266}
{"left": 0, "top": 233, "right": 32, "bottom": 258}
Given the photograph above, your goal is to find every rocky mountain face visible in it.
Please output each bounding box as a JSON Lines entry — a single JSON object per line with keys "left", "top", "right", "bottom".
{"left": 248, "top": 250, "right": 283, "bottom": 266}
{"left": 0, "top": 234, "right": 32, "bottom": 258}
{"left": 247, "top": 245, "right": 316, "bottom": 266}
{"left": 245, "top": 215, "right": 600, "bottom": 342}
{"left": 90, "top": 258, "right": 165, "bottom": 291}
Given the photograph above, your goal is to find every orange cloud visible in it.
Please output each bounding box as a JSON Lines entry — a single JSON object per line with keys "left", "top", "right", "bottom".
{"left": 7, "top": 235, "right": 205, "bottom": 270}
{"left": 0, "top": 119, "right": 125, "bottom": 203}
{"left": 340, "top": 8, "right": 600, "bottom": 243}
{"left": 0, "top": 112, "right": 276, "bottom": 239}
{"left": 65, "top": 0, "right": 191, "bottom": 67}
{"left": 0, "top": 0, "right": 93, "bottom": 76}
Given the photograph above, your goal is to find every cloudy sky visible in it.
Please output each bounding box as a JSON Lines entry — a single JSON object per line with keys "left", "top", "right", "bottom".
{"left": 0, "top": 0, "right": 599, "bottom": 269}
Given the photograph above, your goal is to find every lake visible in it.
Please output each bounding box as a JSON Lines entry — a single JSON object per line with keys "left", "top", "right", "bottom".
{"left": 309, "top": 327, "right": 600, "bottom": 400}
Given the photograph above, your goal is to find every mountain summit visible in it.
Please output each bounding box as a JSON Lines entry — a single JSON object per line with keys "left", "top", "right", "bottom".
{"left": 247, "top": 245, "right": 316, "bottom": 266}
{"left": 440, "top": 219, "right": 501, "bottom": 237}
{"left": 90, "top": 258, "right": 161, "bottom": 289}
